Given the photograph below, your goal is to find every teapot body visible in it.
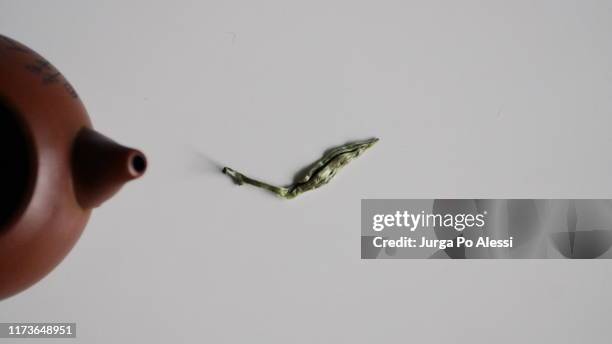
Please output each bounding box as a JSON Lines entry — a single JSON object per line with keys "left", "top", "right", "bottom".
{"left": 0, "top": 35, "right": 145, "bottom": 300}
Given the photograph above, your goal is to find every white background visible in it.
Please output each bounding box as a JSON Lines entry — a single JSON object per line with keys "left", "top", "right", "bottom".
{"left": 2, "top": 1, "right": 612, "bottom": 343}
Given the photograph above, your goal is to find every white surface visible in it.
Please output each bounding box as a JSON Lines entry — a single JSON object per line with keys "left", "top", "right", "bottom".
{"left": 2, "top": 1, "right": 612, "bottom": 343}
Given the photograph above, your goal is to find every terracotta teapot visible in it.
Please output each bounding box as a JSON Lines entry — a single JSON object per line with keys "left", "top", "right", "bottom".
{"left": 0, "top": 35, "right": 146, "bottom": 300}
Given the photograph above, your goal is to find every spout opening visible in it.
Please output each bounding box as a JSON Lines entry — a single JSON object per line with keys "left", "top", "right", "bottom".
{"left": 129, "top": 153, "right": 147, "bottom": 177}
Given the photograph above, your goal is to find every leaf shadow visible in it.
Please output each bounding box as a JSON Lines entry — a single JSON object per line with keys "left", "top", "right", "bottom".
{"left": 187, "top": 148, "right": 224, "bottom": 175}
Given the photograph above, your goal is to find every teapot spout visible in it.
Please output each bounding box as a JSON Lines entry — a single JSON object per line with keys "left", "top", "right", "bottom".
{"left": 71, "top": 128, "right": 146, "bottom": 208}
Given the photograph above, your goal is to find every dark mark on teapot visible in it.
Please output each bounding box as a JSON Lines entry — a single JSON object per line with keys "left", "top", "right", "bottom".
{"left": 24, "top": 58, "right": 79, "bottom": 99}
{"left": 0, "top": 36, "right": 29, "bottom": 53}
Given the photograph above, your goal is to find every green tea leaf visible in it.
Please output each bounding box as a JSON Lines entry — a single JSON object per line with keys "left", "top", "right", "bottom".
{"left": 223, "top": 138, "right": 379, "bottom": 199}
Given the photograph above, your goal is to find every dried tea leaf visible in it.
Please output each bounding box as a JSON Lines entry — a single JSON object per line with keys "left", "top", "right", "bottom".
{"left": 223, "top": 138, "right": 379, "bottom": 199}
